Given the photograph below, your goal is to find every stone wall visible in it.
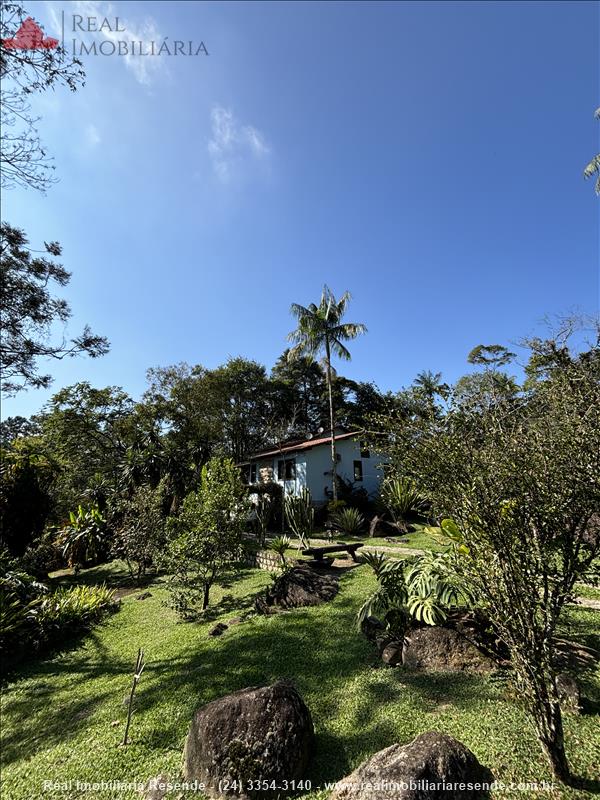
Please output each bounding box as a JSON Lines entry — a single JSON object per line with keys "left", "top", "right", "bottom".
{"left": 244, "top": 548, "right": 282, "bottom": 571}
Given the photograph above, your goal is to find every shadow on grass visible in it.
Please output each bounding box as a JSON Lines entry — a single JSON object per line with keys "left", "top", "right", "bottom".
{"left": 4, "top": 566, "right": 598, "bottom": 792}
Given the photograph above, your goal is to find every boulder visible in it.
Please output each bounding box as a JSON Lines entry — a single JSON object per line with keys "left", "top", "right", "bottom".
{"left": 381, "top": 641, "right": 403, "bottom": 666}
{"left": 183, "top": 680, "right": 314, "bottom": 799}
{"left": 256, "top": 565, "right": 339, "bottom": 612}
{"left": 368, "top": 515, "right": 403, "bottom": 538}
{"left": 329, "top": 731, "right": 493, "bottom": 800}
{"left": 402, "top": 626, "right": 494, "bottom": 673}
{"left": 556, "top": 673, "right": 581, "bottom": 713}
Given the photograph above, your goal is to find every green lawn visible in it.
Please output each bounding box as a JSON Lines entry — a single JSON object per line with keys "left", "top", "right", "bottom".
{"left": 2, "top": 561, "right": 599, "bottom": 800}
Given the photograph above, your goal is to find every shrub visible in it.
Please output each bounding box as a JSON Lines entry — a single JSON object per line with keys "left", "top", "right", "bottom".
{"left": 284, "top": 488, "right": 314, "bottom": 549}
{"left": 56, "top": 504, "right": 106, "bottom": 568}
{"left": 113, "top": 483, "right": 167, "bottom": 584}
{"left": 0, "top": 549, "right": 116, "bottom": 668}
{"left": 380, "top": 477, "right": 425, "bottom": 526}
{"left": 268, "top": 535, "right": 291, "bottom": 570}
{"left": 164, "top": 457, "right": 248, "bottom": 617}
{"left": 37, "top": 584, "right": 116, "bottom": 636}
{"left": 19, "top": 539, "right": 63, "bottom": 580}
{"left": 248, "top": 482, "right": 282, "bottom": 544}
{"left": 358, "top": 545, "right": 473, "bottom": 629}
{"left": 331, "top": 506, "right": 365, "bottom": 536}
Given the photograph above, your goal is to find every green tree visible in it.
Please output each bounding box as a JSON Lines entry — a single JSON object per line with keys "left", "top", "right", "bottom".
{"left": 287, "top": 286, "right": 367, "bottom": 500}
{"left": 40, "top": 383, "right": 133, "bottom": 514}
{"left": 271, "top": 350, "right": 327, "bottom": 434}
{"left": 165, "top": 457, "right": 248, "bottom": 615}
{"left": 382, "top": 328, "right": 600, "bottom": 782}
{"left": 0, "top": 225, "right": 109, "bottom": 394}
{"left": 0, "top": 436, "right": 58, "bottom": 555}
{"left": 113, "top": 483, "right": 167, "bottom": 584}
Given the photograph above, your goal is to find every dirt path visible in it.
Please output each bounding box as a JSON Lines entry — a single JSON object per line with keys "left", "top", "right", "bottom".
{"left": 571, "top": 596, "right": 600, "bottom": 611}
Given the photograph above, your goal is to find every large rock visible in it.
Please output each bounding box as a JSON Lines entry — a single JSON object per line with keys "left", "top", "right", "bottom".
{"left": 256, "top": 565, "right": 339, "bottom": 612}
{"left": 183, "top": 680, "right": 314, "bottom": 798}
{"left": 402, "top": 626, "right": 494, "bottom": 673}
{"left": 330, "top": 732, "right": 493, "bottom": 800}
{"left": 381, "top": 640, "right": 403, "bottom": 666}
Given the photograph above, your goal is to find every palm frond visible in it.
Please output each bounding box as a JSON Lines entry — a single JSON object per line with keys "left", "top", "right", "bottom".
{"left": 330, "top": 340, "right": 352, "bottom": 361}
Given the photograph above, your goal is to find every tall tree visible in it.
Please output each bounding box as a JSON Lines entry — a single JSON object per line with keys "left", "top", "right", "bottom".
{"left": 0, "top": 223, "right": 109, "bottom": 394}
{"left": 381, "top": 327, "right": 600, "bottom": 783}
{"left": 287, "top": 286, "right": 366, "bottom": 501}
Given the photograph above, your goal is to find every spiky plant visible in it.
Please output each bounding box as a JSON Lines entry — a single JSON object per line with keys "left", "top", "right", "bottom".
{"left": 331, "top": 506, "right": 365, "bottom": 536}
{"left": 284, "top": 488, "right": 314, "bottom": 549}
{"left": 269, "top": 535, "right": 291, "bottom": 569}
{"left": 380, "top": 477, "right": 426, "bottom": 526}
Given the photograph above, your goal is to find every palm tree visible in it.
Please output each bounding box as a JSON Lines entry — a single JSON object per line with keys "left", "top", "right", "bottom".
{"left": 583, "top": 108, "right": 600, "bottom": 194}
{"left": 413, "top": 370, "right": 447, "bottom": 401}
{"left": 287, "top": 286, "right": 366, "bottom": 501}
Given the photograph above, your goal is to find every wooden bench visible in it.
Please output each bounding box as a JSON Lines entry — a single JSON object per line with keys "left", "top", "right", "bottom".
{"left": 302, "top": 542, "right": 364, "bottom": 563}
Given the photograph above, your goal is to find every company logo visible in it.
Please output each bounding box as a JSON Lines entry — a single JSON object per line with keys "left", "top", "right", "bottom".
{"left": 1, "top": 17, "right": 59, "bottom": 50}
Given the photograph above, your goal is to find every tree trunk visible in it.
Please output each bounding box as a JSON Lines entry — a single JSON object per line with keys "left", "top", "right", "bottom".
{"left": 325, "top": 338, "right": 337, "bottom": 502}
{"left": 523, "top": 663, "right": 572, "bottom": 784}
{"left": 535, "top": 696, "right": 571, "bottom": 783}
{"left": 202, "top": 582, "right": 210, "bottom": 610}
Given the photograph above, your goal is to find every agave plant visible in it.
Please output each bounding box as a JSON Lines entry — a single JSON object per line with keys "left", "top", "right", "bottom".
{"left": 268, "top": 535, "right": 291, "bottom": 569}
{"left": 331, "top": 506, "right": 365, "bottom": 536}
{"left": 284, "top": 488, "right": 314, "bottom": 549}
{"left": 380, "top": 477, "right": 426, "bottom": 527}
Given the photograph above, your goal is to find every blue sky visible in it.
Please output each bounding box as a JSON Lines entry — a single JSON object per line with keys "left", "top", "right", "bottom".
{"left": 3, "top": 0, "right": 599, "bottom": 418}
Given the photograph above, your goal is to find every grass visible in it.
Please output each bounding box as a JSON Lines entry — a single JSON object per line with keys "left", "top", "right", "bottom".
{"left": 1, "top": 561, "right": 599, "bottom": 799}
{"left": 575, "top": 583, "right": 600, "bottom": 602}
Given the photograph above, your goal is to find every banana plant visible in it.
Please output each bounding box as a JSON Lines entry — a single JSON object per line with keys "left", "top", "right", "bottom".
{"left": 58, "top": 504, "right": 105, "bottom": 568}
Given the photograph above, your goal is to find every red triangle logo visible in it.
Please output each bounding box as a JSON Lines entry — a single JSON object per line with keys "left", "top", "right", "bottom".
{"left": 2, "top": 18, "right": 59, "bottom": 50}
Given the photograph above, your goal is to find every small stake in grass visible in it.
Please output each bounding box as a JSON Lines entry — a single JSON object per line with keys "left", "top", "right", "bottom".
{"left": 122, "top": 647, "right": 145, "bottom": 746}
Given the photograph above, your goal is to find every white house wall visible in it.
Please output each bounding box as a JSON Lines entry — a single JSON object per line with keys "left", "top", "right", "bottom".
{"left": 259, "top": 437, "right": 384, "bottom": 504}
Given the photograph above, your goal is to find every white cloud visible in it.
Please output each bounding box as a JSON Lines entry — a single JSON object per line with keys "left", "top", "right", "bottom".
{"left": 208, "top": 106, "right": 270, "bottom": 183}
{"left": 84, "top": 123, "right": 101, "bottom": 147}
{"left": 45, "top": 0, "right": 167, "bottom": 86}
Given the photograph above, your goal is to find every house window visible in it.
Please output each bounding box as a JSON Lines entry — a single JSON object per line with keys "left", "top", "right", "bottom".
{"left": 360, "top": 441, "right": 370, "bottom": 458}
{"left": 353, "top": 460, "right": 363, "bottom": 482}
{"left": 278, "top": 459, "right": 296, "bottom": 480}
{"left": 250, "top": 464, "right": 257, "bottom": 484}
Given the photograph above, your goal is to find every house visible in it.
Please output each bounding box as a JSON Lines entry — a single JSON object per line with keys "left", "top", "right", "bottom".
{"left": 240, "top": 430, "right": 385, "bottom": 505}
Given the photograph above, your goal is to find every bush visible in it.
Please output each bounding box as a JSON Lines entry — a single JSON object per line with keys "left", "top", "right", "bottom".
{"left": 380, "top": 477, "right": 426, "bottom": 526}
{"left": 56, "top": 504, "right": 107, "bottom": 568}
{"left": 331, "top": 506, "right": 365, "bottom": 536}
{"left": 268, "top": 535, "right": 291, "bottom": 570}
{"left": 19, "top": 539, "right": 63, "bottom": 580}
{"left": 37, "top": 584, "right": 116, "bottom": 637}
{"left": 112, "top": 483, "right": 167, "bottom": 584}
{"left": 358, "top": 545, "right": 474, "bottom": 629}
{"left": 164, "top": 457, "right": 248, "bottom": 617}
{"left": 0, "top": 549, "right": 116, "bottom": 669}
{"left": 248, "top": 482, "right": 282, "bottom": 544}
